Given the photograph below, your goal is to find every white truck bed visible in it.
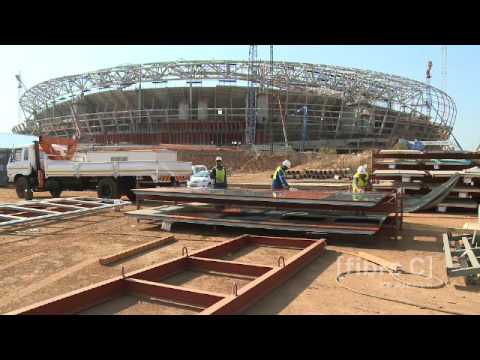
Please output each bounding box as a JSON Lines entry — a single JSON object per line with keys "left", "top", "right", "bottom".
{"left": 45, "top": 159, "right": 192, "bottom": 182}
{"left": 78, "top": 150, "right": 178, "bottom": 162}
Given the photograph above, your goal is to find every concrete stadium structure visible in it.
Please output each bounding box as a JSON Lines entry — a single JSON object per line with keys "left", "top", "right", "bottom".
{"left": 13, "top": 60, "right": 457, "bottom": 152}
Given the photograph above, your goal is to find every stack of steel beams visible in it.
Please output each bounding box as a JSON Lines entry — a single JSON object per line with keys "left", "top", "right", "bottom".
{"left": 131, "top": 188, "right": 396, "bottom": 212}
{"left": 372, "top": 149, "right": 480, "bottom": 212}
{"left": 128, "top": 205, "right": 391, "bottom": 238}
{"left": 128, "top": 188, "right": 401, "bottom": 239}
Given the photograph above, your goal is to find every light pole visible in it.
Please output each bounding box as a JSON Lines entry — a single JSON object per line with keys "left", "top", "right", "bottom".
{"left": 297, "top": 105, "right": 308, "bottom": 152}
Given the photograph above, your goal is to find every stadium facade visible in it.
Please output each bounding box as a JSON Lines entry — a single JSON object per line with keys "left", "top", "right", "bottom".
{"left": 13, "top": 60, "right": 457, "bottom": 152}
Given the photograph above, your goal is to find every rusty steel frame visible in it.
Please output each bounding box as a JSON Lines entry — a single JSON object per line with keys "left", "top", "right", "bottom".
{"left": 8, "top": 234, "right": 326, "bottom": 315}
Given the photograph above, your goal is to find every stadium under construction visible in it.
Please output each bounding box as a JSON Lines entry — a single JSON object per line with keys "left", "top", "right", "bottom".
{"left": 13, "top": 60, "right": 457, "bottom": 152}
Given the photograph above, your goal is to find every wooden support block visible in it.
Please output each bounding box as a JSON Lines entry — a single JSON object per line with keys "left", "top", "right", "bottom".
{"left": 339, "top": 250, "right": 402, "bottom": 272}
{"left": 99, "top": 236, "right": 176, "bottom": 266}
{"left": 356, "top": 251, "right": 402, "bottom": 272}
{"left": 463, "top": 222, "right": 480, "bottom": 231}
{"left": 443, "top": 233, "right": 454, "bottom": 271}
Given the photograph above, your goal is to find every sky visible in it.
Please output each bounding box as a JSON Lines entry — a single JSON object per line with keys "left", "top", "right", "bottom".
{"left": 0, "top": 45, "right": 478, "bottom": 150}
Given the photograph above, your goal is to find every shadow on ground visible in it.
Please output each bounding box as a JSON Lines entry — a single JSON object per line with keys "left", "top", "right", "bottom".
{"left": 244, "top": 248, "right": 340, "bottom": 314}
{"left": 137, "top": 220, "right": 449, "bottom": 254}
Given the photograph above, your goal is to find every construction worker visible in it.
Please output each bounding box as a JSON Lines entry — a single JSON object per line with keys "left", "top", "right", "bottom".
{"left": 210, "top": 156, "right": 227, "bottom": 189}
{"left": 272, "top": 160, "right": 291, "bottom": 190}
{"left": 352, "top": 165, "right": 371, "bottom": 193}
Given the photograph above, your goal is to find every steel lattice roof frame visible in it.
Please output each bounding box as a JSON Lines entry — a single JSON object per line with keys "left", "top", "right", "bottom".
{"left": 16, "top": 60, "right": 457, "bottom": 136}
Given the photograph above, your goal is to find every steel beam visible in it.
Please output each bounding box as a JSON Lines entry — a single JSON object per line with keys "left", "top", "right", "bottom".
{"left": 125, "top": 278, "right": 225, "bottom": 308}
{"left": 187, "top": 257, "right": 273, "bottom": 278}
{"left": 7, "top": 276, "right": 126, "bottom": 315}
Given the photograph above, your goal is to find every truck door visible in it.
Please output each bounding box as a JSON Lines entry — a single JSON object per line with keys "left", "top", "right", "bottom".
{"left": 7, "top": 147, "right": 32, "bottom": 180}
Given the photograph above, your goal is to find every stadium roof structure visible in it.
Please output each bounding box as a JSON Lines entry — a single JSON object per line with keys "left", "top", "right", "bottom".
{"left": 17, "top": 60, "right": 456, "bottom": 135}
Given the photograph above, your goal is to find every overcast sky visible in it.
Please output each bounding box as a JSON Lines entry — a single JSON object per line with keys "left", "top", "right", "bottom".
{"left": 0, "top": 45, "right": 478, "bottom": 149}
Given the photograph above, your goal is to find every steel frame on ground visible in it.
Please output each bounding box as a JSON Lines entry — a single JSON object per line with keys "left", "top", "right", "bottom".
{"left": 0, "top": 197, "right": 130, "bottom": 229}
{"left": 8, "top": 234, "right": 326, "bottom": 315}
{"left": 443, "top": 231, "right": 480, "bottom": 283}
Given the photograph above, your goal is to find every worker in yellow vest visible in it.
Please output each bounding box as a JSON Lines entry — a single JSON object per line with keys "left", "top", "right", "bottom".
{"left": 272, "top": 160, "right": 291, "bottom": 190}
{"left": 210, "top": 156, "right": 228, "bottom": 189}
{"left": 352, "top": 165, "right": 371, "bottom": 193}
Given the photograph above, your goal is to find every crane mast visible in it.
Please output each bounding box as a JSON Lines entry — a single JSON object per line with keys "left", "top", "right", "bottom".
{"left": 245, "top": 45, "right": 258, "bottom": 145}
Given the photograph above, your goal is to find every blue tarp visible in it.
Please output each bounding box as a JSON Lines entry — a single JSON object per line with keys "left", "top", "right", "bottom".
{"left": 408, "top": 139, "right": 425, "bottom": 151}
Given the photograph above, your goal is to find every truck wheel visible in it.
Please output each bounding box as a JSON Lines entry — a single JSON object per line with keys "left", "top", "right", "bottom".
{"left": 97, "top": 178, "right": 120, "bottom": 199}
{"left": 50, "top": 189, "right": 62, "bottom": 198}
{"left": 15, "top": 177, "right": 33, "bottom": 200}
{"left": 125, "top": 189, "right": 136, "bottom": 202}
{"left": 119, "top": 178, "right": 136, "bottom": 202}
{"left": 45, "top": 179, "right": 62, "bottom": 198}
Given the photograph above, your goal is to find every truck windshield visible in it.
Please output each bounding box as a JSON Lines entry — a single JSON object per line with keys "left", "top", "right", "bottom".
{"left": 11, "top": 149, "right": 22, "bottom": 162}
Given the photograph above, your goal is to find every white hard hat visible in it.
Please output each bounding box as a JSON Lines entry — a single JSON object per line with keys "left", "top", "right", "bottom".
{"left": 216, "top": 156, "right": 222, "bottom": 161}
{"left": 282, "top": 160, "right": 291, "bottom": 169}
{"left": 357, "top": 166, "right": 367, "bottom": 175}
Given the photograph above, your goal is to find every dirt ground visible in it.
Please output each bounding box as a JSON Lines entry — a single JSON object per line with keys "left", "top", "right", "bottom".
{"left": 0, "top": 185, "right": 479, "bottom": 315}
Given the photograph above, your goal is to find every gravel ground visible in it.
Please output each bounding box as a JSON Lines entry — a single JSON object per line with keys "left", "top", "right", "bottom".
{"left": 0, "top": 186, "right": 478, "bottom": 315}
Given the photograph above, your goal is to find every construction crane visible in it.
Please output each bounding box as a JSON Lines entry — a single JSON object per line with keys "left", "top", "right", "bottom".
{"left": 245, "top": 45, "right": 258, "bottom": 145}
{"left": 439, "top": 46, "right": 461, "bottom": 149}
{"left": 15, "top": 73, "right": 28, "bottom": 122}
{"left": 441, "top": 45, "right": 447, "bottom": 91}
{"left": 425, "top": 60, "right": 433, "bottom": 110}
{"left": 269, "top": 45, "right": 274, "bottom": 152}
